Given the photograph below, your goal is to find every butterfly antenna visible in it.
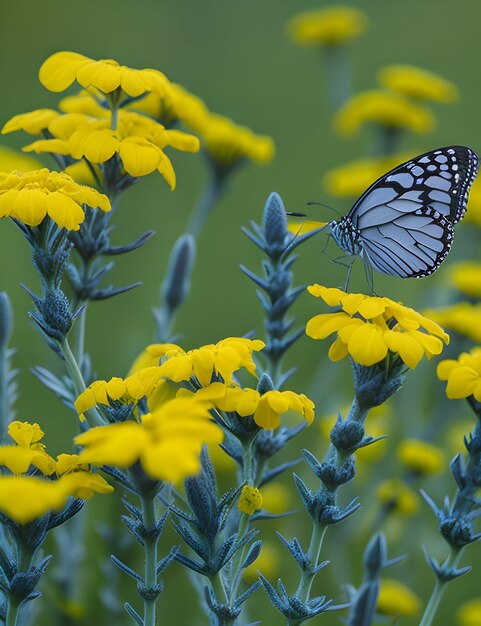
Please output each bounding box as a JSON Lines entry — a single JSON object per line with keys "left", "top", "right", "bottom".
{"left": 306, "top": 200, "right": 343, "bottom": 218}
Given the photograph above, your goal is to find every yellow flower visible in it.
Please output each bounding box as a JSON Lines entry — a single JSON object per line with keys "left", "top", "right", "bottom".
{"left": 0, "top": 145, "right": 42, "bottom": 173}
{"left": 8, "top": 420, "right": 45, "bottom": 450}
{"left": 238, "top": 485, "right": 263, "bottom": 515}
{"left": 306, "top": 285, "right": 449, "bottom": 368}
{"left": 0, "top": 168, "right": 110, "bottom": 230}
{"left": 287, "top": 6, "right": 368, "bottom": 46}
{"left": 55, "top": 453, "right": 89, "bottom": 475}
{"left": 76, "top": 397, "right": 223, "bottom": 484}
{"left": 457, "top": 598, "right": 481, "bottom": 626}
{"left": 0, "top": 446, "right": 56, "bottom": 476}
{"left": 376, "top": 479, "right": 419, "bottom": 515}
{"left": 130, "top": 338, "right": 265, "bottom": 387}
{"left": 334, "top": 90, "right": 435, "bottom": 136}
{"left": 197, "top": 382, "right": 315, "bottom": 429}
{"left": 323, "top": 152, "right": 415, "bottom": 198}
{"left": 23, "top": 111, "right": 199, "bottom": 190}
{"left": 397, "top": 439, "right": 445, "bottom": 475}
{"left": 0, "top": 473, "right": 113, "bottom": 524}
{"left": 425, "top": 302, "right": 481, "bottom": 343}
{"left": 437, "top": 347, "right": 481, "bottom": 400}
{"left": 377, "top": 578, "right": 422, "bottom": 617}
{"left": 466, "top": 178, "right": 481, "bottom": 227}
{"left": 2, "top": 108, "right": 61, "bottom": 135}
{"left": 39, "top": 51, "right": 170, "bottom": 98}
{"left": 243, "top": 543, "right": 280, "bottom": 582}
{"left": 450, "top": 262, "right": 481, "bottom": 298}
{"left": 378, "top": 65, "right": 459, "bottom": 103}
{"left": 190, "top": 112, "right": 274, "bottom": 169}
{"left": 59, "top": 91, "right": 110, "bottom": 117}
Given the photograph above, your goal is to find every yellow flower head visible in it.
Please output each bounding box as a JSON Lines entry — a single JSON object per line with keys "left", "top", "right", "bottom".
{"left": 238, "top": 485, "right": 263, "bottom": 515}
{"left": 8, "top": 420, "right": 45, "bottom": 450}
{"left": 190, "top": 112, "right": 274, "bottom": 169}
{"left": 0, "top": 168, "right": 110, "bottom": 230}
{"left": 196, "top": 382, "right": 315, "bottom": 429}
{"left": 397, "top": 439, "right": 445, "bottom": 476}
{"left": 457, "top": 598, "right": 481, "bottom": 626}
{"left": 376, "top": 479, "right": 419, "bottom": 516}
{"left": 450, "top": 262, "right": 481, "bottom": 298}
{"left": 377, "top": 578, "right": 422, "bottom": 617}
{"left": 287, "top": 6, "right": 368, "bottom": 46}
{"left": 425, "top": 302, "right": 481, "bottom": 343}
{"left": 131, "top": 338, "right": 265, "bottom": 387}
{"left": 438, "top": 347, "right": 481, "bottom": 401}
{"left": 39, "top": 51, "right": 170, "bottom": 98}
{"left": 23, "top": 111, "right": 199, "bottom": 190}
{"left": 76, "top": 397, "right": 223, "bottom": 484}
{"left": 323, "top": 152, "right": 415, "bottom": 198}
{"left": 378, "top": 65, "right": 459, "bottom": 103}
{"left": 334, "top": 90, "right": 435, "bottom": 136}
{"left": 306, "top": 285, "right": 449, "bottom": 368}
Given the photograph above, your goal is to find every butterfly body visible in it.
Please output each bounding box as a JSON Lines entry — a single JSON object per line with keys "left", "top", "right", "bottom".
{"left": 330, "top": 146, "right": 479, "bottom": 278}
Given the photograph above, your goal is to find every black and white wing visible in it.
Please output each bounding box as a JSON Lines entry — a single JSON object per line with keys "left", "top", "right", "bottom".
{"left": 348, "top": 146, "right": 479, "bottom": 278}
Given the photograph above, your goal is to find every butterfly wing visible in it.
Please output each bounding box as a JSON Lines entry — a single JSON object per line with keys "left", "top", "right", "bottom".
{"left": 347, "top": 146, "right": 479, "bottom": 278}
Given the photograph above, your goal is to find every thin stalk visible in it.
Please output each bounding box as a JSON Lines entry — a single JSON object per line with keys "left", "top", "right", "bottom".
{"left": 140, "top": 494, "right": 159, "bottom": 626}
{"left": 323, "top": 46, "right": 352, "bottom": 111}
{"left": 187, "top": 174, "right": 225, "bottom": 239}
{"left": 0, "top": 343, "right": 9, "bottom": 441}
{"left": 75, "top": 302, "right": 87, "bottom": 366}
{"left": 418, "top": 549, "right": 463, "bottom": 626}
{"left": 5, "top": 541, "right": 37, "bottom": 626}
{"left": 294, "top": 523, "right": 328, "bottom": 603}
{"left": 59, "top": 337, "right": 103, "bottom": 427}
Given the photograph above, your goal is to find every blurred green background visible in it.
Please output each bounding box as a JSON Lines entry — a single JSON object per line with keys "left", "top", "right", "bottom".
{"left": 1, "top": 1, "right": 481, "bottom": 624}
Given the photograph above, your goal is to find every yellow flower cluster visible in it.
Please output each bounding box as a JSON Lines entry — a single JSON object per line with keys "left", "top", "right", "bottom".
{"left": 425, "top": 303, "right": 481, "bottom": 343}
{"left": 334, "top": 89, "right": 435, "bottom": 136}
{"left": 0, "top": 421, "right": 112, "bottom": 523}
{"left": 0, "top": 168, "right": 110, "bottom": 230}
{"left": 287, "top": 6, "right": 368, "bottom": 46}
{"left": 76, "top": 337, "right": 315, "bottom": 430}
{"left": 20, "top": 111, "right": 199, "bottom": 189}
{"left": 2, "top": 50, "right": 275, "bottom": 192}
{"left": 438, "top": 347, "right": 481, "bottom": 401}
{"left": 397, "top": 439, "right": 445, "bottom": 476}
{"left": 323, "top": 152, "right": 414, "bottom": 198}
{"left": 378, "top": 65, "right": 459, "bottom": 103}
{"left": 306, "top": 285, "right": 449, "bottom": 368}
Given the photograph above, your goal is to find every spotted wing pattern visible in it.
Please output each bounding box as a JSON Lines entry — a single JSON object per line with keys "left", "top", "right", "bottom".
{"left": 334, "top": 146, "right": 479, "bottom": 278}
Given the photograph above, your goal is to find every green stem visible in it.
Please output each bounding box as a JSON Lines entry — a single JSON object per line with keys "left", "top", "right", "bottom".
{"left": 187, "top": 174, "right": 225, "bottom": 239}
{"left": 5, "top": 541, "right": 37, "bottom": 626}
{"left": 59, "top": 337, "right": 103, "bottom": 427}
{"left": 322, "top": 45, "right": 352, "bottom": 111}
{"left": 75, "top": 302, "right": 87, "bottom": 365}
{"left": 141, "top": 494, "right": 159, "bottom": 626}
{"left": 418, "top": 548, "right": 463, "bottom": 626}
{"left": 294, "top": 523, "right": 327, "bottom": 604}
{"left": 0, "top": 342, "right": 9, "bottom": 441}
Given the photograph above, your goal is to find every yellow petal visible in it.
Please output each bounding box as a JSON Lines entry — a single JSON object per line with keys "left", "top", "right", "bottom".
{"left": 157, "top": 152, "right": 176, "bottom": 190}
{"left": 347, "top": 324, "right": 388, "bottom": 366}
{"left": 39, "top": 51, "right": 90, "bottom": 92}
{"left": 119, "top": 137, "right": 162, "bottom": 176}
{"left": 46, "top": 191, "right": 85, "bottom": 231}
{"left": 446, "top": 366, "right": 479, "bottom": 399}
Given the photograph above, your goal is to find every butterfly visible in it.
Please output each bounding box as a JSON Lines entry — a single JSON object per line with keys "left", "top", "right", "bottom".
{"left": 329, "top": 146, "right": 479, "bottom": 279}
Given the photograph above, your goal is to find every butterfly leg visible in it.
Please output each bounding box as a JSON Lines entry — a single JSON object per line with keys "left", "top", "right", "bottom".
{"left": 362, "top": 258, "right": 377, "bottom": 295}
{"left": 331, "top": 254, "right": 356, "bottom": 291}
